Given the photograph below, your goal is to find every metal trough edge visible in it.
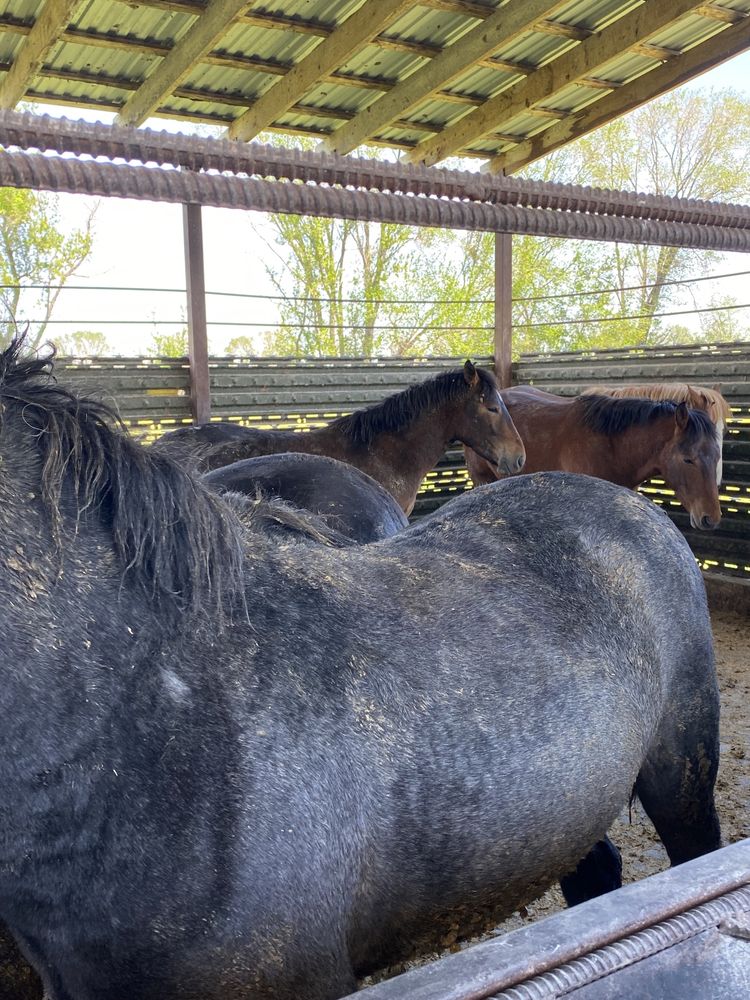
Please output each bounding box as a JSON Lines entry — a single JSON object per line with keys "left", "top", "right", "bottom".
{"left": 350, "top": 839, "right": 750, "bottom": 1000}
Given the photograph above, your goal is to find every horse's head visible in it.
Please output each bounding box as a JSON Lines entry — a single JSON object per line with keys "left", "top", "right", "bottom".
{"left": 456, "top": 361, "right": 525, "bottom": 475}
{"left": 659, "top": 403, "right": 722, "bottom": 531}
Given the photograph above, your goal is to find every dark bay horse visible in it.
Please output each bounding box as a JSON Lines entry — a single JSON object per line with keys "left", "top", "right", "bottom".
{"left": 592, "top": 382, "right": 729, "bottom": 485}
{"left": 0, "top": 341, "right": 720, "bottom": 1000}
{"left": 204, "top": 453, "right": 408, "bottom": 543}
{"left": 157, "top": 360, "right": 526, "bottom": 514}
{"left": 465, "top": 386, "right": 722, "bottom": 529}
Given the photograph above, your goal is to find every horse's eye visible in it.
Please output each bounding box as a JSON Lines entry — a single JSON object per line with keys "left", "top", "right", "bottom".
{"left": 487, "top": 405, "right": 500, "bottom": 414}
{"left": 684, "top": 458, "right": 695, "bottom": 465}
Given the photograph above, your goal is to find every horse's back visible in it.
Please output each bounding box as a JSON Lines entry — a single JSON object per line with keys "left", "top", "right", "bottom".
{"left": 204, "top": 453, "right": 408, "bottom": 542}
{"left": 159, "top": 421, "right": 255, "bottom": 448}
{"left": 395, "top": 472, "right": 708, "bottom": 650}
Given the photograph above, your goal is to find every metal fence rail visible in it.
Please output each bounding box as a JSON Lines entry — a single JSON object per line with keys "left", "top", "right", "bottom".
{"left": 55, "top": 343, "right": 750, "bottom": 583}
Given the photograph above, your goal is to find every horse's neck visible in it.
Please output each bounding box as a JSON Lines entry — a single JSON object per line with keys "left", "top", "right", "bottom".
{"left": 607, "top": 420, "right": 674, "bottom": 488}
{"left": 335, "top": 408, "right": 453, "bottom": 513}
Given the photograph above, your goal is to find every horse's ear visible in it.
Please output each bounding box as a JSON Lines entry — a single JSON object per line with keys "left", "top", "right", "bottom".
{"left": 463, "top": 359, "right": 479, "bottom": 387}
{"left": 675, "top": 401, "right": 689, "bottom": 430}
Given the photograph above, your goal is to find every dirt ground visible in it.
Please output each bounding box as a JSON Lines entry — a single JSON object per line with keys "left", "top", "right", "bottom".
{"left": 2, "top": 610, "right": 748, "bottom": 998}
{"left": 362, "top": 606, "right": 750, "bottom": 987}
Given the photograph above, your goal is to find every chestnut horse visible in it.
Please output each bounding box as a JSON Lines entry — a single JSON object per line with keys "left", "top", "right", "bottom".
{"left": 157, "top": 361, "right": 526, "bottom": 514}
{"left": 591, "top": 383, "right": 729, "bottom": 485}
{"left": 465, "top": 387, "right": 722, "bottom": 530}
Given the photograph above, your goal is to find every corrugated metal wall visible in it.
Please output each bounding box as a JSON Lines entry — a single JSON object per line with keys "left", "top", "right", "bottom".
{"left": 56, "top": 343, "right": 750, "bottom": 583}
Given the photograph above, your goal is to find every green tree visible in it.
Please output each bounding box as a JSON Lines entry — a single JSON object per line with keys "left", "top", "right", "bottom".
{"left": 695, "top": 295, "right": 750, "bottom": 343}
{"left": 262, "top": 213, "right": 422, "bottom": 356}
{"left": 147, "top": 328, "right": 189, "bottom": 357}
{"left": 0, "top": 188, "right": 94, "bottom": 349}
{"left": 254, "top": 90, "right": 750, "bottom": 358}
{"left": 559, "top": 89, "right": 750, "bottom": 345}
{"left": 225, "top": 335, "right": 257, "bottom": 355}
{"left": 56, "top": 329, "right": 111, "bottom": 356}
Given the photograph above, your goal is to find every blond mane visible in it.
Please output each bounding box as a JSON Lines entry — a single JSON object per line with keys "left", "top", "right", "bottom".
{"left": 587, "top": 383, "right": 731, "bottom": 426}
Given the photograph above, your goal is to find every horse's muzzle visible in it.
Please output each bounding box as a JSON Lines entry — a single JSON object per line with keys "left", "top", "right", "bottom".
{"left": 498, "top": 453, "right": 525, "bottom": 476}
{"left": 692, "top": 513, "right": 721, "bottom": 531}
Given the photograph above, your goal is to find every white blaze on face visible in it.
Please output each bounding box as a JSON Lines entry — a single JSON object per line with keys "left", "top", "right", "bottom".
{"left": 715, "top": 420, "right": 724, "bottom": 486}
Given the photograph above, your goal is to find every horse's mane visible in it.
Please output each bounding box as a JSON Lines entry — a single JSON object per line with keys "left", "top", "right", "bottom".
{"left": 220, "top": 490, "right": 353, "bottom": 548}
{"left": 0, "top": 338, "right": 252, "bottom": 619}
{"left": 577, "top": 393, "right": 716, "bottom": 443}
{"left": 334, "top": 366, "right": 497, "bottom": 448}
{"left": 587, "top": 383, "right": 731, "bottom": 424}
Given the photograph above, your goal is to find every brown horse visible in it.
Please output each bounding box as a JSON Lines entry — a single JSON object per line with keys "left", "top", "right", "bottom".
{"left": 158, "top": 361, "right": 526, "bottom": 515}
{"left": 464, "top": 386, "right": 722, "bottom": 530}
{"left": 590, "top": 382, "right": 729, "bottom": 485}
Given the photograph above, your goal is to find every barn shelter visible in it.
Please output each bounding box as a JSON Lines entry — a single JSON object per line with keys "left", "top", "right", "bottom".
{"left": 0, "top": 0, "right": 749, "bottom": 586}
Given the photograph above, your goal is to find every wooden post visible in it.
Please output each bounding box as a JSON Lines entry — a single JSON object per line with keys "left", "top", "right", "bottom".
{"left": 182, "top": 202, "right": 211, "bottom": 425}
{"left": 494, "top": 231, "right": 513, "bottom": 388}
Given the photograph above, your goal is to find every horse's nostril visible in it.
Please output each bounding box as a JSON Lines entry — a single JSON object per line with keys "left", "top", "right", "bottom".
{"left": 700, "top": 515, "right": 718, "bottom": 530}
{"left": 515, "top": 454, "right": 525, "bottom": 471}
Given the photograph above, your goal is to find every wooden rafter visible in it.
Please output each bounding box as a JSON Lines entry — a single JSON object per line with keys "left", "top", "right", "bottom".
{"left": 226, "top": 0, "right": 414, "bottom": 142}
{"left": 0, "top": 15, "right": 507, "bottom": 101}
{"left": 487, "top": 10, "right": 750, "bottom": 172}
{"left": 322, "top": 0, "right": 568, "bottom": 155}
{"left": 695, "top": 3, "right": 749, "bottom": 24}
{"left": 534, "top": 20, "right": 593, "bottom": 41}
{"left": 419, "top": 0, "right": 499, "bottom": 17}
{"left": 116, "top": 0, "right": 251, "bottom": 127}
{"left": 405, "top": 0, "right": 718, "bottom": 165}
{"left": 0, "top": 0, "right": 82, "bottom": 109}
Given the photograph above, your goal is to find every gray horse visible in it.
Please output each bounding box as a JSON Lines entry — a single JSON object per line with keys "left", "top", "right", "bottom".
{"left": 0, "top": 340, "right": 719, "bottom": 1000}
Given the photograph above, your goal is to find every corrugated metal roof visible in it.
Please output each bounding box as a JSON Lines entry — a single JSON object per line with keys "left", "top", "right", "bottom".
{"left": 0, "top": 0, "right": 748, "bottom": 172}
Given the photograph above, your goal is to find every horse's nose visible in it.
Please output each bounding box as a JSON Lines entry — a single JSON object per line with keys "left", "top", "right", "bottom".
{"left": 700, "top": 514, "right": 720, "bottom": 530}
{"left": 513, "top": 453, "right": 525, "bottom": 472}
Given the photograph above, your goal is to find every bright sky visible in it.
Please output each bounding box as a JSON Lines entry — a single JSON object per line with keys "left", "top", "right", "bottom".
{"left": 23, "top": 48, "right": 750, "bottom": 356}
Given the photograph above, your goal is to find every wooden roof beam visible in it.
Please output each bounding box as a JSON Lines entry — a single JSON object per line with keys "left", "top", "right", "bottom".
{"left": 321, "top": 0, "right": 569, "bottom": 155}
{"left": 694, "top": 3, "right": 749, "bottom": 23}
{"left": 488, "top": 10, "right": 750, "bottom": 172}
{"left": 115, "top": 0, "right": 252, "bottom": 127}
{"left": 226, "top": 0, "right": 414, "bottom": 142}
{"left": 405, "top": 0, "right": 714, "bottom": 165}
{"left": 0, "top": 0, "right": 82, "bottom": 108}
{"left": 534, "top": 20, "right": 593, "bottom": 41}
{"left": 632, "top": 41, "right": 682, "bottom": 60}
{"left": 476, "top": 55, "right": 536, "bottom": 74}
{"left": 418, "top": 0, "right": 499, "bottom": 17}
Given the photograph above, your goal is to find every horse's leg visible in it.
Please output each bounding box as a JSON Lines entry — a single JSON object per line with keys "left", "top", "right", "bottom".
{"left": 634, "top": 655, "right": 721, "bottom": 865}
{"left": 559, "top": 836, "right": 623, "bottom": 907}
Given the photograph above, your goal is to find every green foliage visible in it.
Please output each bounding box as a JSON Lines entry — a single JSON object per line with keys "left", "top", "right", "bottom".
{"left": 256, "top": 90, "right": 750, "bottom": 357}
{"left": 696, "top": 295, "right": 750, "bottom": 343}
{"left": 56, "top": 329, "right": 111, "bottom": 356}
{"left": 147, "top": 328, "right": 189, "bottom": 357}
{"left": 224, "top": 335, "right": 257, "bottom": 355}
{"left": 553, "top": 89, "right": 750, "bottom": 346}
{"left": 0, "top": 188, "right": 94, "bottom": 349}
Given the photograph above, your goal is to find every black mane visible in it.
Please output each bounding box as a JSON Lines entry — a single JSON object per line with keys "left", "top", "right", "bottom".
{"left": 0, "top": 338, "right": 249, "bottom": 620}
{"left": 577, "top": 393, "right": 715, "bottom": 442}
{"left": 334, "top": 366, "right": 497, "bottom": 448}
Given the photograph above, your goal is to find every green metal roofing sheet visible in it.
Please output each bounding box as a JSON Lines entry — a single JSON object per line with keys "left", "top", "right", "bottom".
{"left": 0, "top": 0, "right": 748, "bottom": 169}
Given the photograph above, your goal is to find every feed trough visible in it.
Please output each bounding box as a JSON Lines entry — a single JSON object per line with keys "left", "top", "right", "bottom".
{"left": 352, "top": 840, "right": 750, "bottom": 1000}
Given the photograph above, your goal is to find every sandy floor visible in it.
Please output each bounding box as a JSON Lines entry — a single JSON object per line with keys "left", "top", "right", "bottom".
{"left": 2, "top": 610, "right": 748, "bottom": 998}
